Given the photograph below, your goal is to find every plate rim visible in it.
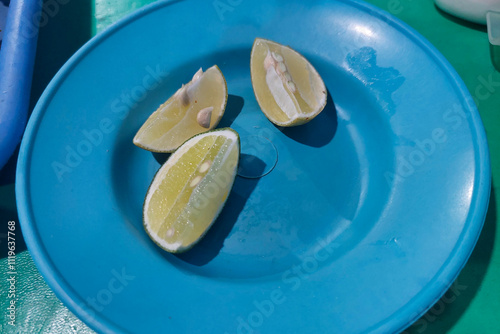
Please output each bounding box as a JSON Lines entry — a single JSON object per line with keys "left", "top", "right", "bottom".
{"left": 16, "top": 0, "right": 491, "bottom": 333}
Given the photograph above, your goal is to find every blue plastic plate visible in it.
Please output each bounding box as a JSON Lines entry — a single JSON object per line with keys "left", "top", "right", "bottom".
{"left": 16, "top": 0, "right": 490, "bottom": 333}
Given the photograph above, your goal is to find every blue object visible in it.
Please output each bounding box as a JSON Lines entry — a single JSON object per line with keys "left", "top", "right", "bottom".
{"left": 16, "top": 0, "right": 491, "bottom": 333}
{"left": 0, "top": 0, "right": 41, "bottom": 170}
{"left": 0, "top": 1, "right": 10, "bottom": 46}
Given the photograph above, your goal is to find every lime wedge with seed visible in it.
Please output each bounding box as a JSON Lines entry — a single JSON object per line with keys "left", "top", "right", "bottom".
{"left": 143, "top": 128, "right": 240, "bottom": 253}
{"left": 250, "top": 38, "right": 327, "bottom": 127}
{"left": 134, "top": 66, "right": 228, "bottom": 152}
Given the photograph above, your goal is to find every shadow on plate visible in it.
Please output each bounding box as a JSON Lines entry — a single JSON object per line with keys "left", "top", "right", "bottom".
{"left": 279, "top": 89, "right": 338, "bottom": 148}
{"left": 218, "top": 94, "right": 245, "bottom": 128}
{"left": 404, "top": 182, "right": 496, "bottom": 333}
{"left": 171, "top": 156, "right": 266, "bottom": 266}
{"left": 152, "top": 152, "right": 170, "bottom": 165}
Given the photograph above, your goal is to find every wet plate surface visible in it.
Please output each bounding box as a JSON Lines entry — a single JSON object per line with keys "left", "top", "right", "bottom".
{"left": 16, "top": 0, "right": 490, "bottom": 333}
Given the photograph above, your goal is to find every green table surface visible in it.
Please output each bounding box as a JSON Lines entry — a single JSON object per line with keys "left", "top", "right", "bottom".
{"left": 1, "top": 0, "right": 499, "bottom": 333}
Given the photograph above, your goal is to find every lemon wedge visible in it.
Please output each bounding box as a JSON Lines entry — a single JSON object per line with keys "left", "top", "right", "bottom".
{"left": 143, "top": 128, "right": 239, "bottom": 253}
{"left": 250, "top": 38, "right": 327, "bottom": 126}
{"left": 134, "top": 66, "right": 228, "bottom": 152}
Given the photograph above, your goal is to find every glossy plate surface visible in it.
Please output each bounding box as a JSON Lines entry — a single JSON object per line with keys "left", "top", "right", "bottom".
{"left": 17, "top": 0, "right": 490, "bottom": 333}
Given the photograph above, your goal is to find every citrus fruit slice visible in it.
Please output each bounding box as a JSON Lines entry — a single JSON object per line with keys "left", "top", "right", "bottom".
{"left": 143, "top": 128, "right": 240, "bottom": 253}
{"left": 133, "top": 66, "right": 228, "bottom": 152}
{"left": 250, "top": 38, "right": 327, "bottom": 127}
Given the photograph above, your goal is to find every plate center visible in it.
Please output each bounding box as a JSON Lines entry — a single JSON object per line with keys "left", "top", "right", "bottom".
{"left": 112, "top": 49, "right": 396, "bottom": 279}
